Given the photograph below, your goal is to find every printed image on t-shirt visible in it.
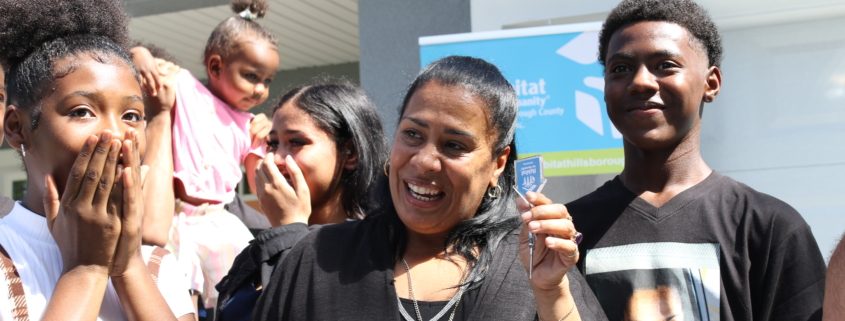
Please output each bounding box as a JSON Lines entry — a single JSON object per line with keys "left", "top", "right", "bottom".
{"left": 584, "top": 243, "right": 720, "bottom": 321}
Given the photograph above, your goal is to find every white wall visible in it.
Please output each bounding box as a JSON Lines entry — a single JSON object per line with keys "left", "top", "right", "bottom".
{"left": 0, "top": 149, "right": 25, "bottom": 199}
{"left": 706, "top": 16, "right": 845, "bottom": 260}
{"left": 471, "top": 0, "right": 845, "bottom": 32}
{"left": 470, "top": 0, "right": 845, "bottom": 260}
{"left": 471, "top": 0, "right": 617, "bottom": 31}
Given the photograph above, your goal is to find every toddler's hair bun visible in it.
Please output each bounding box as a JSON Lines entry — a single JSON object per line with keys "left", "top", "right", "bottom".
{"left": 231, "top": 0, "right": 269, "bottom": 19}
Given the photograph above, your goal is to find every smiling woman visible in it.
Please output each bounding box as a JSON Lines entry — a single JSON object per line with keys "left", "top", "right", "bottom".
{"left": 253, "top": 56, "right": 608, "bottom": 321}
{"left": 390, "top": 82, "right": 499, "bottom": 237}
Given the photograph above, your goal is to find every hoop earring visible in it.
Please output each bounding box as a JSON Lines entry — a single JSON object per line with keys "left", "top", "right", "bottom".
{"left": 20, "top": 144, "right": 26, "bottom": 158}
{"left": 383, "top": 161, "right": 390, "bottom": 176}
{"left": 486, "top": 185, "right": 502, "bottom": 199}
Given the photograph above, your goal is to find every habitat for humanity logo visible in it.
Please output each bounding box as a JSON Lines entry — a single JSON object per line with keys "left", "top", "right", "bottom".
{"left": 418, "top": 24, "right": 625, "bottom": 176}
{"left": 556, "top": 32, "right": 621, "bottom": 139}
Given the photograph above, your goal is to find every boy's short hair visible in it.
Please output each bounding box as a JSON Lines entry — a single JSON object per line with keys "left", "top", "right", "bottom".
{"left": 598, "top": 0, "right": 723, "bottom": 67}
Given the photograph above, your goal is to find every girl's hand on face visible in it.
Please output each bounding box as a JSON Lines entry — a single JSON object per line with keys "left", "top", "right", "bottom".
{"left": 109, "top": 130, "right": 144, "bottom": 277}
{"left": 249, "top": 114, "right": 272, "bottom": 150}
{"left": 43, "top": 132, "right": 123, "bottom": 275}
{"left": 255, "top": 153, "right": 311, "bottom": 227}
{"left": 517, "top": 192, "right": 580, "bottom": 291}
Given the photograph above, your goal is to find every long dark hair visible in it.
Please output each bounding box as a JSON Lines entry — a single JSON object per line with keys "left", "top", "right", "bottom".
{"left": 375, "top": 55, "right": 520, "bottom": 286}
{"left": 272, "top": 80, "right": 388, "bottom": 218}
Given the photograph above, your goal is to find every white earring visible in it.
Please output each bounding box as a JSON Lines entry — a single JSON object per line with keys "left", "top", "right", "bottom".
{"left": 20, "top": 144, "right": 26, "bottom": 158}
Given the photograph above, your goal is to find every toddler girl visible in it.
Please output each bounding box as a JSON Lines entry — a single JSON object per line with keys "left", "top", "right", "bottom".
{"left": 131, "top": 0, "right": 280, "bottom": 310}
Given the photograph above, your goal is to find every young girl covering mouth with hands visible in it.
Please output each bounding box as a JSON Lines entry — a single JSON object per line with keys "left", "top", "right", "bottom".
{"left": 0, "top": 0, "right": 189, "bottom": 319}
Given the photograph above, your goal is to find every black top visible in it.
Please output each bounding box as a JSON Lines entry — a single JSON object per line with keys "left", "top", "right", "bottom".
{"left": 215, "top": 223, "right": 311, "bottom": 321}
{"left": 224, "top": 194, "right": 272, "bottom": 234}
{"left": 567, "top": 172, "right": 825, "bottom": 321}
{"left": 397, "top": 291, "right": 476, "bottom": 321}
{"left": 254, "top": 215, "right": 609, "bottom": 321}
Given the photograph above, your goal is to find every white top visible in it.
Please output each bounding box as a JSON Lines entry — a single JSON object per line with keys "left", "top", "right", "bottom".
{"left": 0, "top": 203, "right": 193, "bottom": 320}
{"left": 140, "top": 246, "right": 195, "bottom": 319}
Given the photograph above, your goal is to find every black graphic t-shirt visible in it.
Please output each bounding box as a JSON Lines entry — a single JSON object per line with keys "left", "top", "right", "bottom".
{"left": 568, "top": 172, "right": 825, "bottom": 321}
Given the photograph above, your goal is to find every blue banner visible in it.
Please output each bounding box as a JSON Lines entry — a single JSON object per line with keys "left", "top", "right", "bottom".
{"left": 420, "top": 23, "right": 623, "bottom": 176}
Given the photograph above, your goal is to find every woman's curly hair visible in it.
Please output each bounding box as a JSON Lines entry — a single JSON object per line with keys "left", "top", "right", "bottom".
{"left": 0, "top": 0, "right": 136, "bottom": 128}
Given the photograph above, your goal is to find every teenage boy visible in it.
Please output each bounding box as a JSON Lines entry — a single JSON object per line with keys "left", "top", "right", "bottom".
{"left": 568, "top": 1, "right": 826, "bottom": 320}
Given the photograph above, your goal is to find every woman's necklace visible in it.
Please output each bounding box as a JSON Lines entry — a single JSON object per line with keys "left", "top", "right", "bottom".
{"left": 397, "top": 258, "right": 468, "bottom": 321}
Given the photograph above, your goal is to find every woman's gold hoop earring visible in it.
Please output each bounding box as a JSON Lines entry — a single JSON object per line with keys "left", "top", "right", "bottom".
{"left": 383, "top": 161, "right": 390, "bottom": 176}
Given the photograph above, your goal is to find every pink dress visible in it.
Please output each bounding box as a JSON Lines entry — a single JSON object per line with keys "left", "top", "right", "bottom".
{"left": 168, "top": 69, "right": 262, "bottom": 308}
